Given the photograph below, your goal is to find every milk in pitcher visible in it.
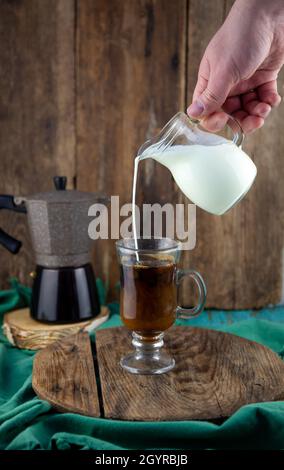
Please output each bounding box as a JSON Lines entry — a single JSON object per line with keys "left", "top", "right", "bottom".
{"left": 139, "top": 140, "right": 257, "bottom": 215}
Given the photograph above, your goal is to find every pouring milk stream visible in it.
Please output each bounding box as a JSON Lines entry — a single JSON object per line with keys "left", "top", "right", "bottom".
{"left": 132, "top": 112, "right": 257, "bottom": 256}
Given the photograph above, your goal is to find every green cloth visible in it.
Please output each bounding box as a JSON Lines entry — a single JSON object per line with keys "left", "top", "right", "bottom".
{"left": 0, "top": 280, "right": 284, "bottom": 450}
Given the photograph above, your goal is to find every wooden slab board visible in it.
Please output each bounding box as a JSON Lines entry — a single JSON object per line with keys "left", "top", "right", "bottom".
{"left": 32, "top": 331, "right": 100, "bottom": 417}
{"left": 32, "top": 326, "right": 284, "bottom": 421}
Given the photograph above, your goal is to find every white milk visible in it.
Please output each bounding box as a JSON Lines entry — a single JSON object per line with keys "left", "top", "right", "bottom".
{"left": 139, "top": 142, "right": 257, "bottom": 215}
{"left": 132, "top": 156, "right": 140, "bottom": 259}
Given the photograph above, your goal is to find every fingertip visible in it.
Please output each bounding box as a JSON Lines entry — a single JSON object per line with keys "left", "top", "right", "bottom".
{"left": 187, "top": 100, "right": 205, "bottom": 118}
{"left": 264, "top": 93, "right": 281, "bottom": 108}
{"left": 257, "top": 82, "right": 282, "bottom": 107}
{"left": 251, "top": 102, "right": 271, "bottom": 118}
{"left": 242, "top": 116, "right": 264, "bottom": 134}
{"left": 256, "top": 103, "right": 271, "bottom": 118}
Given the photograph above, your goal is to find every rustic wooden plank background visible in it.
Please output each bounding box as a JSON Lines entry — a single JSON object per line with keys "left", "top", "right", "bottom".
{"left": 0, "top": 0, "right": 283, "bottom": 309}
{"left": 0, "top": 0, "right": 75, "bottom": 284}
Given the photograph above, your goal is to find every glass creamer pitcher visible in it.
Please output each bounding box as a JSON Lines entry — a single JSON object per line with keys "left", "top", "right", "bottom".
{"left": 137, "top": 112, "right": 257, "bottom": 215}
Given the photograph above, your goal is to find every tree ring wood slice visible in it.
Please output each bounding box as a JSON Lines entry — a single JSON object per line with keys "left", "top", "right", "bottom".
{"left": 3, "top": 306, "right": 109, "bottom": 350}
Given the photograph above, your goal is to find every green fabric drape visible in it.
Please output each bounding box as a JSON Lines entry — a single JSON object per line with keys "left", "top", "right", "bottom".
{"left": 0, "top": 280, "right": 284, "bottom": 450}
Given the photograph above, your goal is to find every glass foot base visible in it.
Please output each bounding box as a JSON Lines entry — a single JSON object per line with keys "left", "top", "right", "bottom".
{"left": 120, "top": 332, "right": 175, "bottom": 375}
{"left": 120, "top": 351, "right": 175, "bottom": 375}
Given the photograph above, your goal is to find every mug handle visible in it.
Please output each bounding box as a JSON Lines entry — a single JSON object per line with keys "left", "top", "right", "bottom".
{"left": 176, "top": 269, "right": 207, "bottom": 319}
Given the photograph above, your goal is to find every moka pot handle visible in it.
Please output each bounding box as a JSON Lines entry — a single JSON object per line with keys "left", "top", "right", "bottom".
{"left": 0, "top": 195, "right": 27, "bottom": 254}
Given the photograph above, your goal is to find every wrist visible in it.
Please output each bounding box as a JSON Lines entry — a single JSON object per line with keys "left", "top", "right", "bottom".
{"left": 234, "top": 0, "right": 284, "bottom": 26}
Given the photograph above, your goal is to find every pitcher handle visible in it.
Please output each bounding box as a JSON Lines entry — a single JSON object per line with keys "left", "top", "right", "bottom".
{"left": 227, "top": 115, "right": 244, "bottom": 147}
{"left": 176, "top": 269, "right": 207, "bottom": 319}
{"left": 188, "top": 113, "right": 244, "bottom": 148}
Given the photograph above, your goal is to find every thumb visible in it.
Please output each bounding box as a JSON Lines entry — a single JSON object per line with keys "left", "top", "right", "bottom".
{"left": 187, "top": 69, "right": 236, "bottom": 118}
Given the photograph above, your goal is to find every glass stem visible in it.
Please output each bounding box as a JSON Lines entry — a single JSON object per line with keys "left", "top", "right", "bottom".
{"left": 132, "top": 332, "right": 164, "bottom": 358}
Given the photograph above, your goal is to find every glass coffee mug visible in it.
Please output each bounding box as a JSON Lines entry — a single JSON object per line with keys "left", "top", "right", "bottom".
{"left": 116, "top": 238, "right": 206, "bottom": 375}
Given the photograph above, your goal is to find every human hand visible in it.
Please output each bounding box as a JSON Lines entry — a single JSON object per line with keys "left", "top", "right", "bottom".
{"left": 187, "top": 0, "right": 284, "bottom": 134}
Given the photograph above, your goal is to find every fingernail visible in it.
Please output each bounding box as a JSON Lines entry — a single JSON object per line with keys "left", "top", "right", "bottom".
{"left": 187, "top": 100, "right": 205, "bottom": 117}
